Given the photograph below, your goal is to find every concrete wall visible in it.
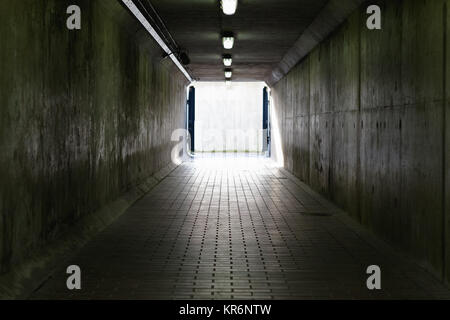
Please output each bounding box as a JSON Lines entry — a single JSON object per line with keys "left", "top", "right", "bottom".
{"left": 272, "top": 0, "right": 450, "bottom": 282}
{"left": 0, "top": 0, "right": 187, "bottom": 274}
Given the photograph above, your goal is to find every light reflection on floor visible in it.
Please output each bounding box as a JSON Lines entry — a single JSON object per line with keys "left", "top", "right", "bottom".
{"left": 189, "top": 152, "right": 277, "bottom": 170}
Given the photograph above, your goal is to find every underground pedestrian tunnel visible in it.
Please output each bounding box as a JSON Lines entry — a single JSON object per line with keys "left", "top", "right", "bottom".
{"left": 1, "top": 0, "right": 450, "bottom": 300}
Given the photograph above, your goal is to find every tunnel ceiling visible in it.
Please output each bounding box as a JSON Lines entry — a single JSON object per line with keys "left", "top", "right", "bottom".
{"left": 145, "top": 0, "right": 329, "bottom": 83}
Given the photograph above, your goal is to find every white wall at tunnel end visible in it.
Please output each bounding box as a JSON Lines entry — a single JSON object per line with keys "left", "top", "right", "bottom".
{"left": 194, "top": 82, "right": 266, "bottom": 152}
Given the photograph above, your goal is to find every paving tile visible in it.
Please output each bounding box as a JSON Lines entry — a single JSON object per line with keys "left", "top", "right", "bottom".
{"left": 30, "top": 155, "right": 450, "bottom": 300}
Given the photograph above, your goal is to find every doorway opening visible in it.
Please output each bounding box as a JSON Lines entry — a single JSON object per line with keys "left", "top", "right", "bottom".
{"left": 186, "top": 81, "right": 270, "bottom": 158}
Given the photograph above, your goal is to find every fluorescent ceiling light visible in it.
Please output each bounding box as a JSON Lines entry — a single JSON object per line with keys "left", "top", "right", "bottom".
{"left": 223, "top": 55, "right": 232, "bottom": 67}
{"left": 121, "top": 0, "right": 192, "bottom": 82}
{"left": 221, "top": 0, "right": 238, "bottom": 15}
{"left": 222, "top": 36, "right": 234, "bottom": 50}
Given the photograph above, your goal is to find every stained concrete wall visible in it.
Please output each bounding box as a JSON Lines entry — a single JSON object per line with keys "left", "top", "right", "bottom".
{"left": 272, "top": 0, "right": 450, "bottom": 282}
{"left": 0, "top": 0, "right": 187, "bottom": 274}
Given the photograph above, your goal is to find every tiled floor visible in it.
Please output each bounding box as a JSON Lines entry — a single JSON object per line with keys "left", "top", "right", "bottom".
{"left": 31, "top": 155, "right": 450, "bottom": 299}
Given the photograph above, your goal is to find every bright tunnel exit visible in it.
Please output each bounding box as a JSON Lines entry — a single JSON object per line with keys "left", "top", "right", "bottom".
{"left": 193, "top": 81, "right": 267, "bottom": 154}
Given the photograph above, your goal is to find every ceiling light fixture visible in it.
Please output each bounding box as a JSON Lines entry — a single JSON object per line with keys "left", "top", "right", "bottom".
{"left": 121, "top": 0, "right": 192, "bottom": 82}
{"left": 223, "top": 54, "right": 232, "bottom": 67}
{"left": 225, "top": 69, "right": 232, "bottom": 78}
{"left": 222, "top": 32, "right": 235, "bottom": 50}
{"left": 221, "top": 0, "right": 238, "bottom": 15}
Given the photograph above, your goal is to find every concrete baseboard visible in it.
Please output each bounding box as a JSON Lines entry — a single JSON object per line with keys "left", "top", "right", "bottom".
{"left": 0, "top": 162, "right": 179, "bottom": 300}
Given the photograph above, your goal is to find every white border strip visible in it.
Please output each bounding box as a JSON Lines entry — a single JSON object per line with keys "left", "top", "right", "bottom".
{"left": 122, "top": 0, "right": 193, "bottom": 82}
